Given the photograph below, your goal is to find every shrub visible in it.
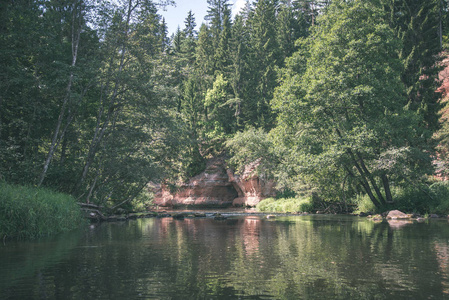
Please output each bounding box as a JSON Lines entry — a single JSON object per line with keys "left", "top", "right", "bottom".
{"left": 256, "top": 197, "right": 277, "bottom": 211}
{"left": 387, "top": 185, "right": 435, "bottom": 214}
{"left": 353, "top": 193, "right": 377, "bottom": 214}
{"left": 353, "top": 184, "right": 441, "bottom": 215}
{"left": 0, "top": 182, "right": 85, "bottom": 239}
{"left": 429, "top": 181, "right": 449, "bottom": 214}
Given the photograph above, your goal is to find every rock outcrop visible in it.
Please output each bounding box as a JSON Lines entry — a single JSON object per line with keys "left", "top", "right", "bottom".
{"left": 152, "top": 158, "right": 276, "bottom": 208}
{"left": 227, "top": 159, "right": 276, "bottom": 207}
{"left": 153, "top": 158, "right": 238, "bottom": 208}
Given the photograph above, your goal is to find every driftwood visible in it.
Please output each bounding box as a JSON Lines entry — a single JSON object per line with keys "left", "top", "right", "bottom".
{"left": 78, "top": 203, "right": 106, "bottom": 221}
{"left": 77, "top": 202, "right": 104, "bottom": 210}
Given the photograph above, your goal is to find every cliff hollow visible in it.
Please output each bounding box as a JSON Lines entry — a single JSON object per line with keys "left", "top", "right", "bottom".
{"left": 152, "top": 158, "right": 276, "bottom": 207}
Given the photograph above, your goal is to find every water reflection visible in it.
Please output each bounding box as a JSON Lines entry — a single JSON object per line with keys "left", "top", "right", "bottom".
{"left": 1, "top": 216, "right": 449, "bottom": 299}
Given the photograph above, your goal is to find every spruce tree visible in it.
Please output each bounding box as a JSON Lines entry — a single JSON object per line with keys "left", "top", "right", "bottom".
{"left": 182, "top": 11, "right": 197, "bottom": 63}
{"left": 184, "top": 10, "right": 197, "bottom": 38}
{"left": 246, "top": 0, "right": 280, "bottom": 129}
{"left": 160, "top": 17, "right": 169, "bottom": 52}
{"left": 229, "top": 14, "right": 250, "bottom": 128}
{"left": 382, "top": 0, "right": 442, "bottom": 133}
{"left": 215, "top": 11, "right": 232, "bottom": 74}
{"left": 277, "top": 2, "right": 295, "bottom": 63}
{"left": 206, "top": 0, "right": 232, "bottom": 71}
{"left": 172, "top": 26, "right": 185, "bottom": 54}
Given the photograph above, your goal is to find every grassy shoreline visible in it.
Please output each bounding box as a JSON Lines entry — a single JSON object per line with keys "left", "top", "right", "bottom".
{"left": 0, "top": 182, "right": 86, "bottom": 240}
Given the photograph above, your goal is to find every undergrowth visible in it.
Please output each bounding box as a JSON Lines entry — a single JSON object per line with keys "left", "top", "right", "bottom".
{"left": 353, "top": 181, "right": 449, "bottom": 215}
{"left": 256, "top": 197, "right": 313, "bottom": 213}
{"left": 0, "top": 181, "right": 85, "bottom": 239}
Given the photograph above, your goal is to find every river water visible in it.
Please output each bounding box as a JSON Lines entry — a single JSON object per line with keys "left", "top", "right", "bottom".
{"left": 1, "top": 214, "right": 449, "bottom": 299}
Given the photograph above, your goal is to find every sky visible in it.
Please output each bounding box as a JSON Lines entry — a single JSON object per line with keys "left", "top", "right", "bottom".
{"left": 159, "top": 0, "right": 248, "bottom": 36}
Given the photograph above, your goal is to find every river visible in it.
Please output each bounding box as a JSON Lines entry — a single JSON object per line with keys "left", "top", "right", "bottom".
{"left": 1, "top": 213, "right": 449, "bottom": 299}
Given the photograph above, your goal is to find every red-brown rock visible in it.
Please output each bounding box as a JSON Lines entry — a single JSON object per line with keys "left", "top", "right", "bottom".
{"left": 152, "top": 158, "right": 276, "bottom": 208}
{"left": 227, "top": 159, "right": 276, "bottom": 207}
{"left": 153, "top": 158, "right": 238, "bottom": 208}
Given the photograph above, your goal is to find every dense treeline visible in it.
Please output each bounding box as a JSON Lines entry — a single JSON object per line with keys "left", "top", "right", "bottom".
{"left": 1, "top": 0, "right": 449, "bottom": 212}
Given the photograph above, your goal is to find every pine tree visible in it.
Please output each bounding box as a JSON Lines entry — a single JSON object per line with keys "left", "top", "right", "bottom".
{"left": 206, "top": 0, "right": 232, "bottom": 34}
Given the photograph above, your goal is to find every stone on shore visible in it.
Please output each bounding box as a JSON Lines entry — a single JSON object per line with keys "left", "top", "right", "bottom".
{"left": 386, "top": 210, "right": 412, "bottom": 220}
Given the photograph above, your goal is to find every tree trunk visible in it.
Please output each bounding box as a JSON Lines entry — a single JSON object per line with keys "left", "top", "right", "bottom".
{"left": 76, "top": 0, "right": 136, "bottom": 196}
{"left": 381, "top": 173, "right": 393, "bottom": 203}
{"left": 356, "top": 152, "right": 387, "bottom": 206}
{"left": 38, "top": 0, "right": 83, "bottom": 187}
{"left": 346, "top": 149, "right": 382, "bottom": 208}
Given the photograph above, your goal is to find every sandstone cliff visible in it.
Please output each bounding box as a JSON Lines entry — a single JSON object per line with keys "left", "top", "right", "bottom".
{"left": 227, "top": 159, "right": 276, "bottom": 207}
{"left": 152, "top": 158, "right": 275, "bottom": 207}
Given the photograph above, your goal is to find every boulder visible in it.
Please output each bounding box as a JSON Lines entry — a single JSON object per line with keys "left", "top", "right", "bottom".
{"left": 386, "top": 210, "right": 411, "bottom": 220}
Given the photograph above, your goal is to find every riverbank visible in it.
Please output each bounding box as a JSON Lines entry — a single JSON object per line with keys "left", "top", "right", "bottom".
{"left": 0, "top": 182, "right": 85, "bottom": 240}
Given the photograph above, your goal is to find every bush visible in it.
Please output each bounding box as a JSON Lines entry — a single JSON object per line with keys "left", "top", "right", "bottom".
{"left": 256, "top": 197, "right": 277, "bottom": 211}
{"left": 256, "top": 197, "right": 313, "bottom": 213}
{"left": 353, "top": 193, "right": 377, "bottom": 214}
{"left": 353, "top": 184, "right": 445, "bottom": 215}
{"left": 429, "top": 181, "right": 449, "bottom": 214}
{"left": 387, "top": 185, "right": 435, "bottom": 214}
{"left": 0, "top": 182, "right": 85, "bottom": 239}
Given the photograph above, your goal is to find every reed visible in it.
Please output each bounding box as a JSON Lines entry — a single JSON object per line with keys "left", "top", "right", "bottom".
{"left": 0, "top": 182, "right": 85, "bottom": 239}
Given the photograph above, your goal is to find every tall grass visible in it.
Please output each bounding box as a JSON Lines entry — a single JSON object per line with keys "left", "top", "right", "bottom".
{"left": 0, "top": 182, "right": 85, "bottom": 239}
{"left": 256, "top": 197, "right": 313, "bottom": 213}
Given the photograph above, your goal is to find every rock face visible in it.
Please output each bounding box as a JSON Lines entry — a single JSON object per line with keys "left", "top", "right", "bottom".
{"left": 153, "top": 158, "right": 238, "bottom": 208}
{"left": 152, "top": 158, "right": 275, "bottom": 208}
{"left": 227, "top": 159, "right": 276, "bottom": 207}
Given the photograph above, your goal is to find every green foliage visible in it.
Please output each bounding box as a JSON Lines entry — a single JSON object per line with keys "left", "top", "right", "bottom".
{"left": 256, "top": 197, "right": 313, "bottom": 213}
{"left": 353, "top": 194, "right": 378, "bottom": 214}
{"left": 353, "top": 183, "right": 449, "bottom": 215}
{"left": 226, "top": 127, "right": 278, "bottom": 177}
{"left": 386, "top": 185, "right": 435, "bottom": 214}
{"left": 272, "top": 0, "right": 434, "bottom": 209}
{"left": 0, "top": 182, "right": 85, "bottom": 239}
{"left": 383, "top": 0, "right": 442, "bottom": 132}
{"left": 131, "top": 187, "right": 154, "bottom": 212}
{"left": 428, "top": 181, "right": 449, "bottom": 214}
{"left": 0, "top": 0, "right": 445, "bottom": 215}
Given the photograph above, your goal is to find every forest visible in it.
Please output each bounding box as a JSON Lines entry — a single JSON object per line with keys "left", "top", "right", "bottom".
{"left": 1, "top": 0, "right": 449, "bottom": 215}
